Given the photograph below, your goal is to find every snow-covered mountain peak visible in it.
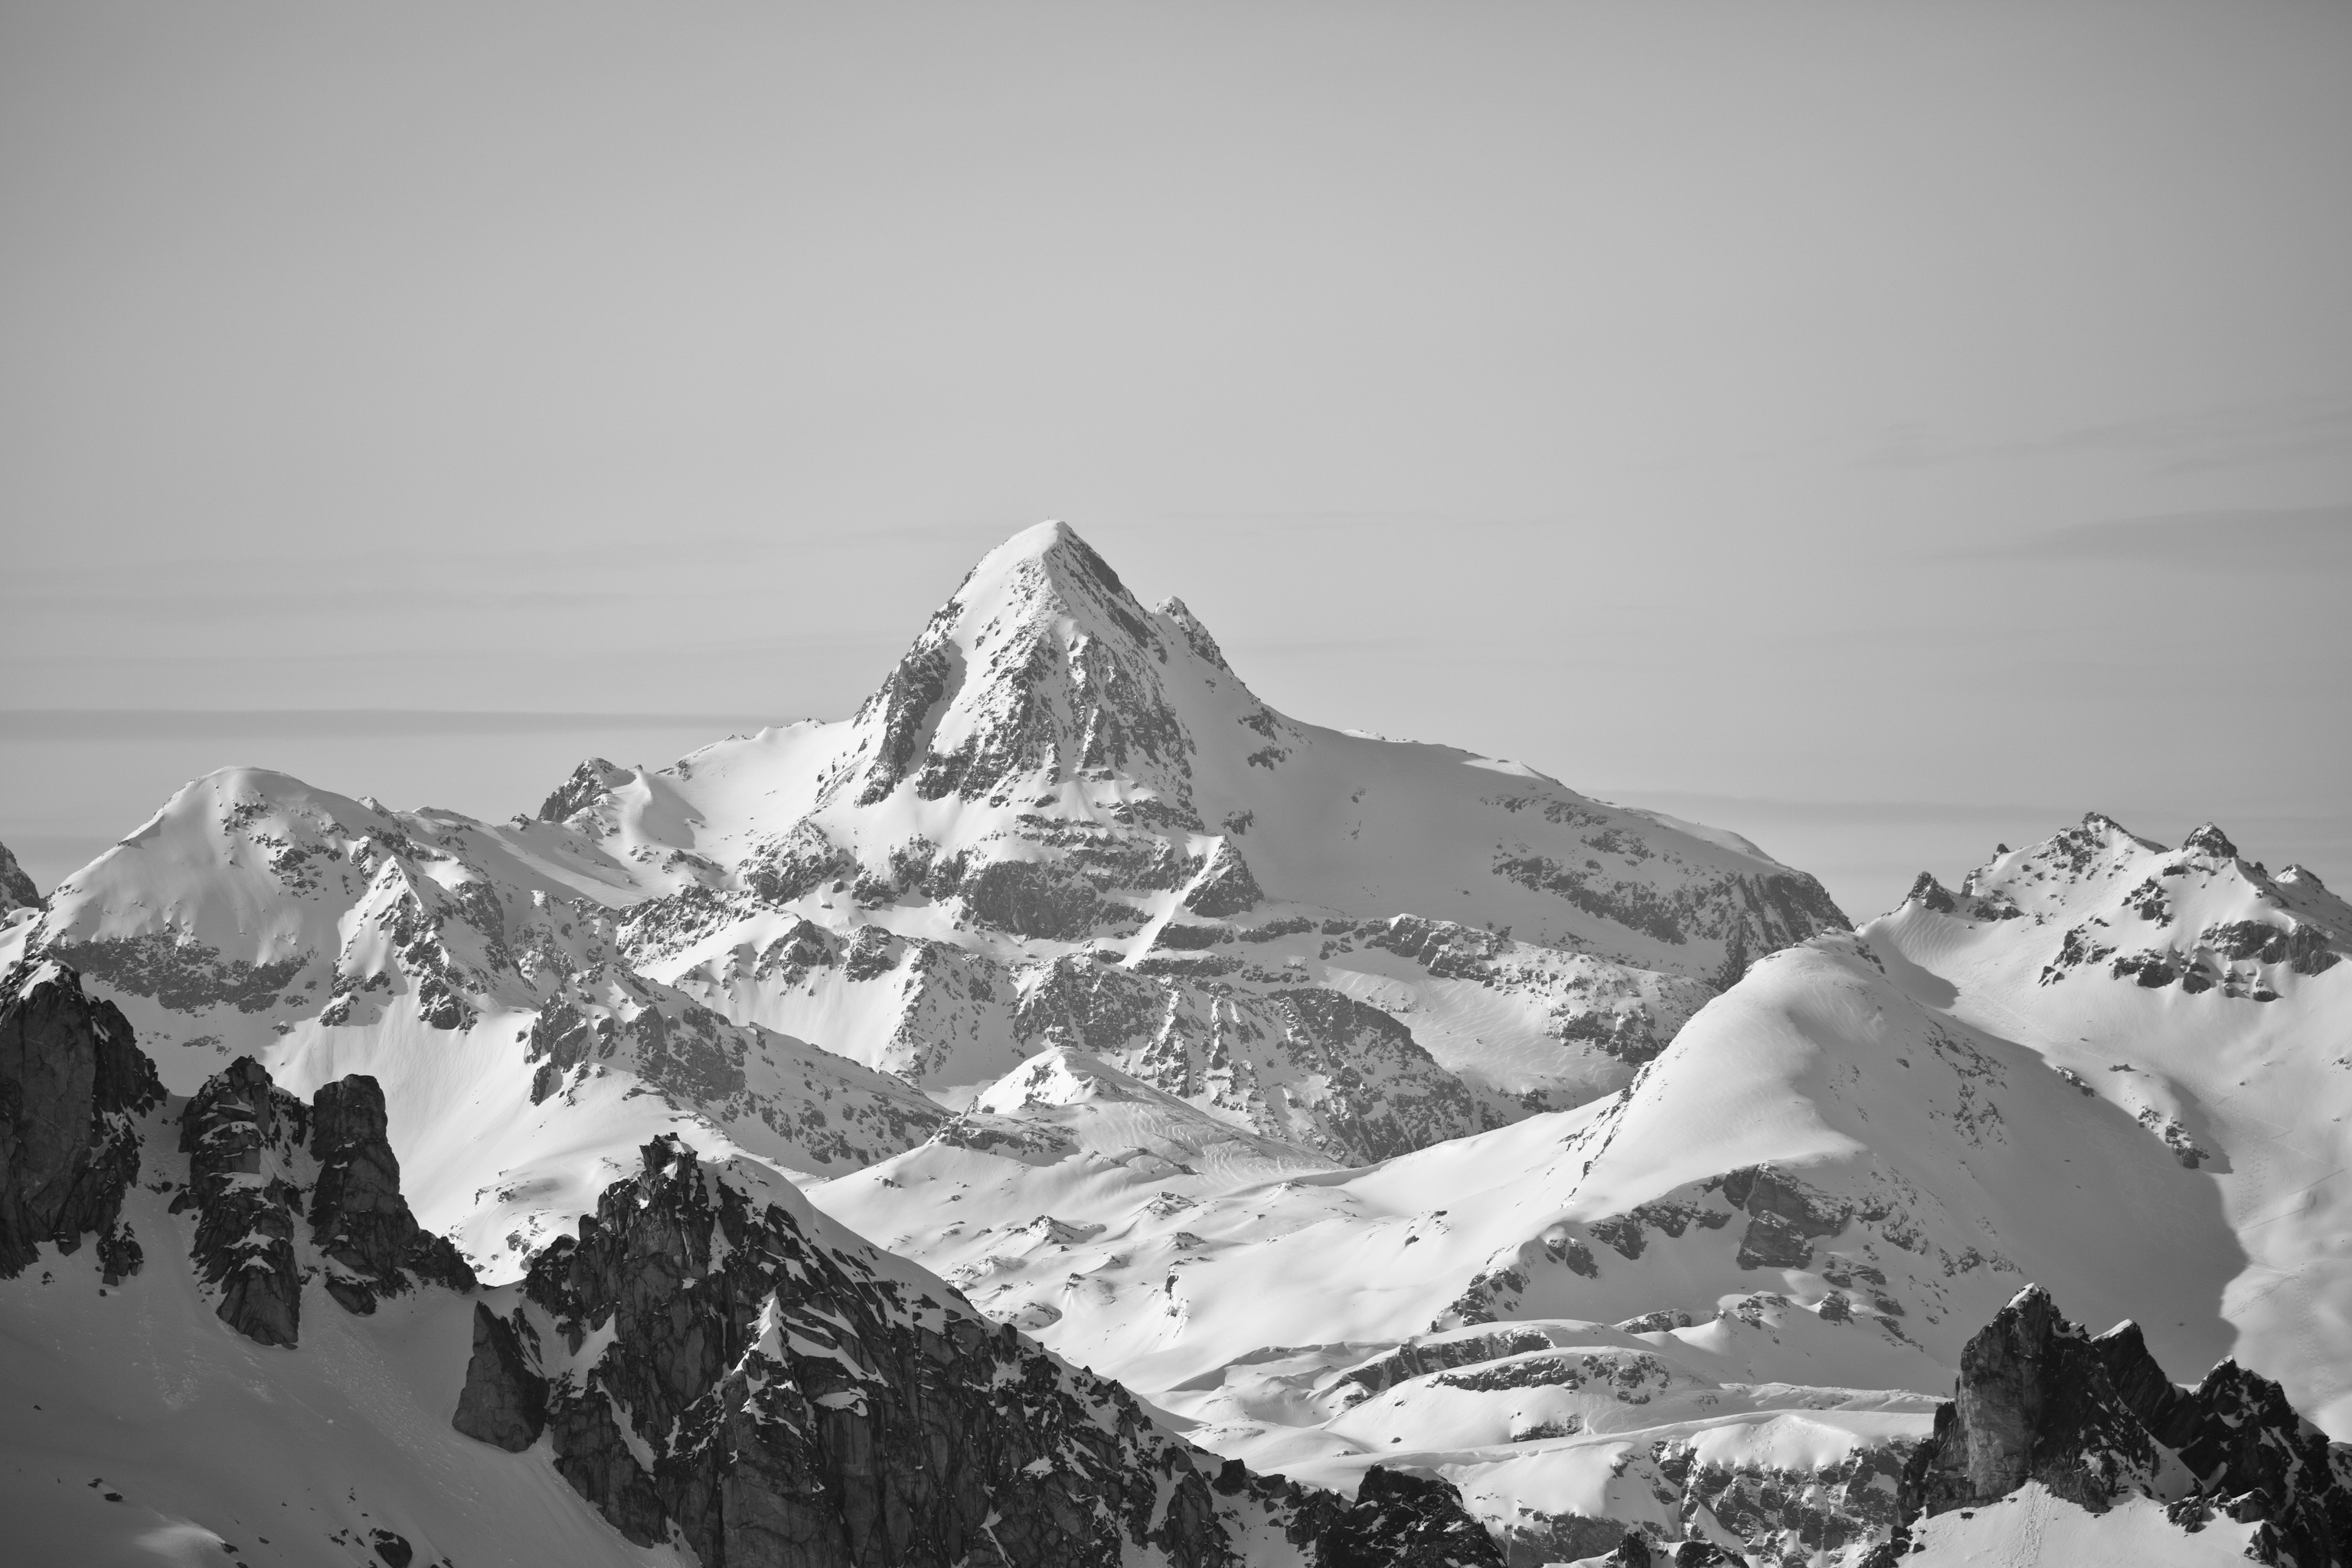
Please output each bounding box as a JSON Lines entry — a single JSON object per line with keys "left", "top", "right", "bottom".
{"left": 824, "top": 518, "right": 1237, "bottom": 818}
{"left": 1155, "top": 592, "right": 1243, "bottom": 675}
{"left": 1901, "top": 810, "right": 2347, "bottom": 1000}
{"left": 972, "top": 1043, "right": 1161, "bottom": 1112}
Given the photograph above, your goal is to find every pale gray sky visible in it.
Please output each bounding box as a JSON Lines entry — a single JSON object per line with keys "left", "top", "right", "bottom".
{"left": 4, "top": 1, "right": 2347, "bottom": 918}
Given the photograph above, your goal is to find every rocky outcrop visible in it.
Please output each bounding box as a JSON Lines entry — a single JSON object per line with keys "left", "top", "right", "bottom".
{"left": 1589, "top": 1538, "right": 1746, "bottom": 1567}
{"left": 1893, "top": 1285, "right": 2352, "bottom": 1566}
{"left": 467, "top": 1135, "right": 1501, "bottom": 1566}
{"left": 2096, "top": 1322, "right": 2352, "bottom": 1568}
{"left": 308, "top": 1074, "right": 475, "bottom": 1312}
{"left": 0, "top": 961, "right": 165, "bottom": 1282}
{"left": 538, "top": 757, "right": 632, "bottom": 824}
{"left": 1182, "top": 840, "right": 1264, "bottom": 919}
{"left": 178, "top": 1058, "right": 473, "bottom": 1346}
{"left": 505, "top": 1135, "right": 1225, "bottom": 1563}
{"left": 1009, "top": 958, "right": 1487, "bottom": 1165}
{"left": 1719, "top": 1165, "right": 1851, "bottom": 1272}
{"left": 451, "top": 1301, "right": 549, "bottom": 1451}
{"left": 176, "top": 1056, "right": 312, "bottom": 1346}
{"left": 1303, "top": 1465, "right": 1508, "bottom": 1568}
{"left": 1900, "top": 1285, "right": 2163, "bottom": 1517}
{"left": 0, "top": 838, "right": 38, "bottom": 912}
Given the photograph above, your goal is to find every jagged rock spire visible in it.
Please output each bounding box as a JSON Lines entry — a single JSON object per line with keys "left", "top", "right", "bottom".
{"left": 0, "top": 961, "right": 163, "bottom": 1282}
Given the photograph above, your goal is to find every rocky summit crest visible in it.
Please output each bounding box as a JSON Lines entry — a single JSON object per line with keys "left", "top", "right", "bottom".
{"left": 832, "top": 519, "right": 1233, "bottom": 817}
{"left": 1897, "top": 811, "right": 2348, "bottom": 999}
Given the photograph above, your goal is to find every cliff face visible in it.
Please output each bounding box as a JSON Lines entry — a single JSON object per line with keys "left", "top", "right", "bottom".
{"left": 1889, "top": 1285, "right": 2352, "bottom": 1566}
{"left": 1900, "top": 1284, "right": 2164, "bottom": 1517}
{"left": 464, "top": 1135, "right": 1504, "bottom": 1568}
{"left": 0, "top": 960, "right": 165, "bottom": 1282}
{"left": 175, "top": 1054, "right": 476, "bottom": 1347}
{"left": 307, "top": 1073, "right": 473, "bottom": 1313}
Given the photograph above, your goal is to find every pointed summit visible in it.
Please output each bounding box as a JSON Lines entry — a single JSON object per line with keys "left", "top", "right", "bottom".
{"left": 940, "top": 519, "right": 1163, "bottom": 660}
{"left": 834, "top": 521, "right": 1238, "bottom": 813}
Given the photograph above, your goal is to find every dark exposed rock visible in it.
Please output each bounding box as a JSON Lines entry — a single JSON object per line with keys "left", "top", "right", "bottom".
{"left": 452, "top": 1302, "right": 549, "bottom": 1451}
{"left": 1718, "top": 1165, "right": 1850, "bottom": 1272}
{"left": 547, "top": 1382, "right": 666, "bottom": 1546}
{"left": 1732, "top": 1210, "right": 1817, "bottom": 1270}
{"left": 0, "top": 838, "right": 38, "bottom": 911}
{"left": 505, "top": 1135, "right": 1503, "bottom": 1566}
{"left": 855, "top": 642, "right": 959, "bottom": 806}
{"left": 1900, "top": 1285, "right": 2160, "bottom": 1519}
{"left": 1662, "top": 1544, "right": 1745, "bottom": 1566}
{"left": 178, "top": 1058, "right": 470, "bottom": 1346}
{"left": 2172, "top": 1359, "right": 2352, "bottom": 1563}
{"left": 1181, "top": 839, "right": 1263, "bottom": 919}
{"left": 521, "top": 1135, "right": 1224, "bottom": 1563}
{"left": 1339, "top": 1328, "right": 1560, "bottom": 1396}
{"left": 2181, "top": 823, "right": 2238, "bottom": 860}
{"left": 1309, "top": 1465, "right": 1508, "bottom": 1568}
{"left": 1491, "top": 854, "right": 1848, "bottom": 957}
{"left": 1154, "top": 920, "right": 1231, "bottom": 952}
{"left": 956, "top": 858, "right": 1105, "bottom": 940}
{"left": 2099, "top": 1335, "right": 2352, "bottom": 1568}
{"left": 0, "top": 962, "right": 165, "bottom": 1281}
{"left": 1906, "top": 872, "right": 1958, "bottom": 915}
{"left": 1897, "top": 1285, "right": 2352, "bottom": 1566}
{"left": 538, "top": 758, "right": 632, "bottom": 824}
{"left": 308, "top": 1074, "right": 475, "bottom": 1312}
{"left": 743, "top": 822, "right": 858, "bottom": 907}
{"left": 2089, "top": 1318, "right": 2204, "bottom": 1449}
{"left": 1264, "top": 987, "right": 1481, "bottom": 1160}
{"left": 1361, "top": 914, "right": 1509, "bottom": 979}
{"left": 178, "top": 1057, "right": 310, "bottom": 1347}
{"left": 39, "top": 933, "right": 306, "bottom": 1019}
{"left": 368, "top": 1527, "right": 413, "bottom": 1567}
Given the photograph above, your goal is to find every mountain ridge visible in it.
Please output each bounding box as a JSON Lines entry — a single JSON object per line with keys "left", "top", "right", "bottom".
{"left": 7, "top": 523, "right": 2344, "bottom": 1566}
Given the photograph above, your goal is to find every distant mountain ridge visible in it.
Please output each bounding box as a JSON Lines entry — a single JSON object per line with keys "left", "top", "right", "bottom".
{"left": 1, "top": 522, "right": 1850, "bottom": 1270}
{"left": 13, "top": 524, "right": 2343, "bottom": 1565}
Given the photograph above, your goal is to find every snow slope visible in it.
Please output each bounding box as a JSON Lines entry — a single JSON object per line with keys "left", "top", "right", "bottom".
{"left": 811, "top": 838, "right": 2348, "bottom": 1562}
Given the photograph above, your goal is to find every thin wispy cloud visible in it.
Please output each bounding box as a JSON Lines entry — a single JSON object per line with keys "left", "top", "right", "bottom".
{"left": 1968, "top": 504, "right": 2352, "bottom": 570}
{"left": 1862, "top": 394, "right": 2352, "bottom": 475}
